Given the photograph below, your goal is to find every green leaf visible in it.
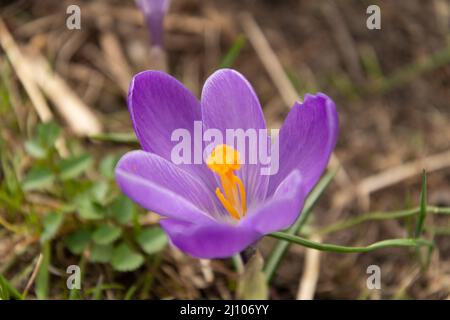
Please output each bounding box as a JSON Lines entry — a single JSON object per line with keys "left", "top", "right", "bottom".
{"left": 41, "top": 212, "right": 64, "bottom": 242}
{"left": 220, "top": 35, "right": 246, "bottom": 68}
{"left": 24, "top": 140, "right": 46, "bottom": 159}
{"left": 100, "top": 154, "right": 120, "bottom": 179}
{"left": 315, "top": 205, "right": 450, "bottom": 236}
{"left": 89, "top": 244, "right": 113, "bottom": 263}
{"left": 65, "top": 229, "right": 92, "bottom": 255}
{"left": 37, "top": 121, "right": 60, "bottom": 148}
{"left": 58, "top": 154, "right": 92, "bottom": 180}
{"left": 111, "top": 243, "right": 144, "bottom": 272}
{"left": 415, "top": 170, "right": 428, "bottom": 238}
{"left": 76, "top": 196, "right": 104, "bottom": 220}
{"left": 90, "top": 181, "right": 109, "bottom": 204}
{"left": 124, "top": 285, "right": 138, "bottom": 300}
{"left": 92, "top": 225, "right": 122, "bottom": 245}
{"left": 22, "top": 166, "right": 55, "bottom": 191}
{"left": 25, "top": 121, "right": 61, "bottom": 158}
{"left": 110, "top": 195, "right": 135, "bottom": 225}
{"left": 36, "top": 242, "right": 51, "bottom": 299}
{"left": 90, "top": 132, "right": 138, "bottom": 144}
{"left": 136, "top": 227, "right": 168, "bottom": 255}
{"left": 0, "top": 274, "right": 23, "bottom": 300}
{"left": 0, "top": 140, "right": 21, "bottom": 194}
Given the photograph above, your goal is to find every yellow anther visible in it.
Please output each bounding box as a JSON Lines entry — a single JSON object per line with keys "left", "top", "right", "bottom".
{"left": 207, "top": 144, "right": 246, "bottom": 220}
{"left": 215, "top": 188, "right": 240, "bottom": 220}
{"left": 234, "top": 176, "right": 246, "bottom": 216}
{"left": 207, "top": 144, "right": 241, "bottom": 174}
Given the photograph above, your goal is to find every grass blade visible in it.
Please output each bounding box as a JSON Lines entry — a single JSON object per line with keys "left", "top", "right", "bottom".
{"left": 89, "top": 132, "right": 138, "bottom": 144}
{"left": 415, "top": 170, "right": 427, "bottom": 238}
{"left": 0, "top": 274, "right": 23, "bottom": 300}
{"left": 313, "top": 205, "right": 450, "bottom": 236}
{"left": 219, "top": 35, "right": 246, "bottom": 68}
{"left": 35, "top": 241, "right": 50, "bottom": 299}
{"left": 269, "top": 232, "right": 433, "bottom": 253}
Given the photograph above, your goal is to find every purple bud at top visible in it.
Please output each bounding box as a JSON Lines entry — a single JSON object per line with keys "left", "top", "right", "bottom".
{"left": 136, "top": 0, "right": 171, "bottom": 47}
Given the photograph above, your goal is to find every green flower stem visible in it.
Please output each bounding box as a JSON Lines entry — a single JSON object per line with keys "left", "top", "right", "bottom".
{"left": 414, "top": 171, "right": 428, "bottom": 238}
{"left": 426, "top": 226, "right": 450, "bottom": 236}
{"left": 89, "top": 132, "right": 138, "bottom": 144}
{"left": 269, "top": 232, "right": 433, "bottom": 253}
{"left": 316, "top": 205, "right": 450, "bottom": 236}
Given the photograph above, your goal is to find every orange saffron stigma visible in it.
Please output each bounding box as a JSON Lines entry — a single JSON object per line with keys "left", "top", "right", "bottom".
{"left": 206, "top": 144, "right": 246, "bottom": 220}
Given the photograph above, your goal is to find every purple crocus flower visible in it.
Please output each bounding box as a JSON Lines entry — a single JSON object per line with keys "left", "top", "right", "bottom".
{"left": 115, "top": 69, "right": 338, "bottom": 259}
{"left": 135, "top": 0, "right": 171, "bottom": 47}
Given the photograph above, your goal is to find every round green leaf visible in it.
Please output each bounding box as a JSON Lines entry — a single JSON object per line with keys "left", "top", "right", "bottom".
{"left": 90, "top": 244, "right": 113, "bottom": 263}
{"left": 58, "top": 154, "right": 92, "bottom": 180}
{"left": 99, "top": 154, "right": 120, "bottom": 180}
{"left": 77, "top": 196, "right": 104, "bottom": 220}
{"left": 37, "top": 121, "right": 60, "bottom": 148}
{"left": 110, "top": 195, "right": 134, "bottom": 225}
{"left": 25, "top": 140, "right": 46, "bottom": 159}
{"left": 111, "top": 243, "right": 144, "bottom": 272}
{"left": 136, "top": 227, "right": 168, "bottom": 255}
{"left": 92, "top": 225, "right": 122, "bottom": 245}
{"left": 22, "top": 166, "right": 55, "bottom": 191}
{"left": 41, "top": 212, "right": 64, "bottom": 242}
{"left": 90, "top": 181, "right": 109, "bottom": 204}
{"left": 65, "top": 229, "right": 91, "bottom": 255}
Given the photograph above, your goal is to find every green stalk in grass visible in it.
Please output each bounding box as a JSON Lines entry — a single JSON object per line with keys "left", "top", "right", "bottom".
{"left": 89, "top": 132, "right": 138, "bottom": 144}
{"left": 268, "top": 233, "right": 433, "bottom": 253}
{"left": 372, "top": 43, "right": 450, "bottom": 93}
{"left": 35, "top": 241, "right": 50, "bottom": 299}
{"left": 0, "top": 274, "right": 23, "bottom": 300}
{"left": 219, "top": 35, "right": 246, "bottom": 69}
{"left": 316, "top": 205, "right": 450, "bottom": 236}
{"left": 415, "top": 171, "right": 427, "bottom": 238}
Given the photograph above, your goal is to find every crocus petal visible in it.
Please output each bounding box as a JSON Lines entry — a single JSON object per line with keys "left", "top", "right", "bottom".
{"left": 116, "top": 150, "right": 217, "bottom": 224}
{"left": 267, "top": 93, "right": 338, "bottom": 196}
{"left": 160, "top": 218, "right": 261, "bottom": 259}
{"left": 201, "top": 69, "right": 269, "bottom": 205}
{"left": 129, "top": 70, "right": 216, "bottom": 189}
{"left": 160, "top": 170, "right": 304, "bottom": 258}
{"left": 129, "top": 70, "right": 199, "bottom": 157}
{"left": 244, "top": 170, "right": 305, "bottom": 234}
{"left": 136, "top": 0, "right": 170, "bottom": 47}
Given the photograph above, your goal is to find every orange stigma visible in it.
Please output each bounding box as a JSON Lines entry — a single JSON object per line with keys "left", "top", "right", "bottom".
{"left": 207, "top": 144, "right": 246, "bottom": 220}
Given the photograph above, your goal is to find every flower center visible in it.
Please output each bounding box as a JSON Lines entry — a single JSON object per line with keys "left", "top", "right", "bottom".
{"left": 206, "top": 144, "right": 246, "bottom": 221}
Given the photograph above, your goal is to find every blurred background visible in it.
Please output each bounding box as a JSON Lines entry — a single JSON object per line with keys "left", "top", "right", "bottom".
{"left": 0, "top": 0, "right": 449, "bottom": 299}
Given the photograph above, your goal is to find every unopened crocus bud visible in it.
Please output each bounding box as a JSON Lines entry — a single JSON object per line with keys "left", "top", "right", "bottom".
{"left": 135, "top": 0, "right": 171, "bottom": 48}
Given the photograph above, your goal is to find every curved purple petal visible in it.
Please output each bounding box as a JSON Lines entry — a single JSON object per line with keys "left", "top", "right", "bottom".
{"left": 267, "top": 93, "right": 338, "bottom": 196}
{"left": 116, "top": 150, "right": 218, "bottom": 224}
{"left": 243, "top": 170, "right": 306, "bottom": 234}
{"left": 201, "top": 69, "right": 269, "bottom": 205}
{"left": 128, "top": 70, "right": 215, "bottom": 189}
{"left": 159, "top": 171, "right": 304, "bottom": 258}
{"left": 160, "top": 218, "right": 261, "bottom": 259}
{"left": 129, "top": 70, "right": 199, "bottom": 157}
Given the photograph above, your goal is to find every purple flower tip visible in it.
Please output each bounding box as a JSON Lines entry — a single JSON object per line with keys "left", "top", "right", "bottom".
{"left": 116, "top": 68, "right": 339, "bottom": 259}
{"left": 136, "top": 0, "right": 171, "bottom": 47}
